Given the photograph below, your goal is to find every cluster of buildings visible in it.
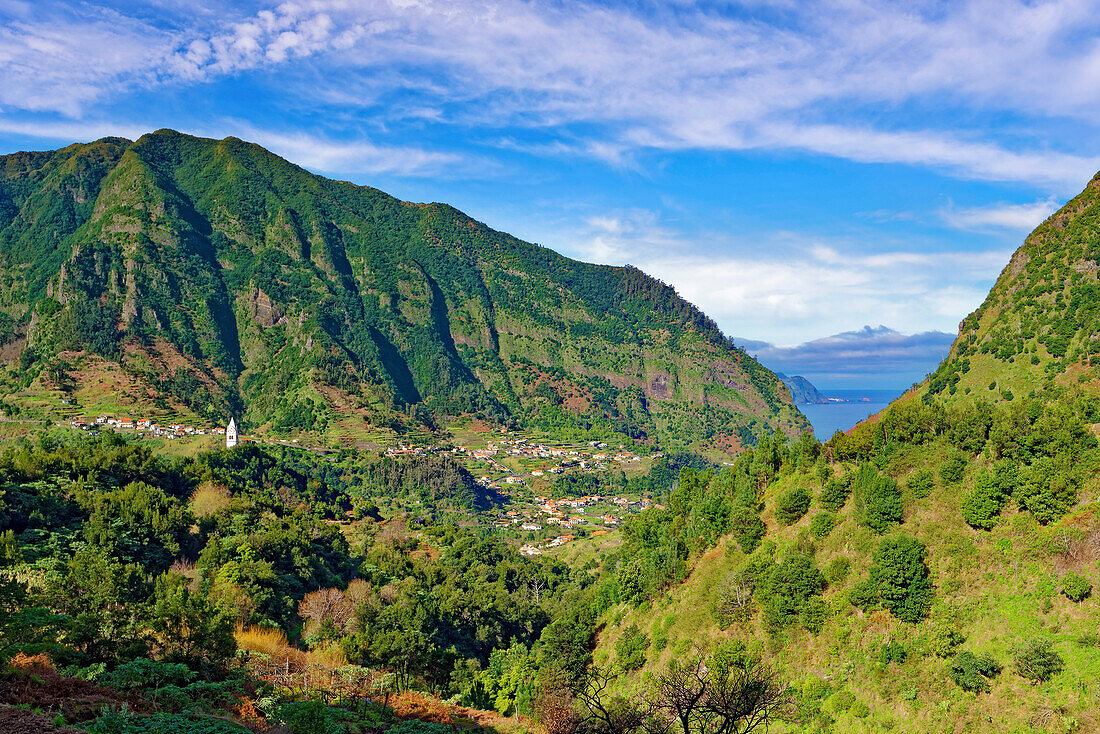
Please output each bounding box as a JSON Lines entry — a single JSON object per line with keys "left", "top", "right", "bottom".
{"left": 69, "top": 415, "right": 245, "bottom": 448}
{"left": 494, "top": 492, "right": 664, "bottom": 558}
{"left": 385, "top": 443, "right": 437, "bottom": 458}
{"left": 69, "top": 415, "right": 224, "bottom": 439}
{"left": 518, "top": 534, "right": 577, "bottom": 555}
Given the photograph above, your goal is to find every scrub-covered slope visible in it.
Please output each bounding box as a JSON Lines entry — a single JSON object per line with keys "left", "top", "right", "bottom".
{"left": 925, "top": 171, "right": 1100, "bottom": 402}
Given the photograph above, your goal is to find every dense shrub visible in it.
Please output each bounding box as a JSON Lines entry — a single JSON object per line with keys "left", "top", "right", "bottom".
{"left": 762, "top": 553, "right": 826, "bottom": 629}
{"left": 775, "top": 485, "right": 812, "bottom": 525}
{"left": 615, "top": 623, "right": 650, "bottom": 671}
{"left": 906, "top": 469, "right": 934, "bottom": 499}
{"left": 809, "top": 512, "right": 836, "bottom": 539}
{"left": 825, "top": 556, "right": 850, "bottom": 584}
{"left": 950, "top": 651, "right": 1001, "bottom": 692}
{"left": 819, "top": 479, "right": 850, "bottom": 512}
{"left": 929, "top": 626, "right": 965, "bottom": 658}
{"left": 1016, "top": 456, "right": 1078, "bottom": 523}
{"left": 848, "top": 579, "right": 880, "bottom": 612}
{"left": 1011, "top": 638, "right": 1064, "bottom": 683}
{"left": 960, "top": 463, "right": 1016, "bottom": 530}
{"left": 800, "top": 597, "right": 830, "bottom": 633}
{"left": 850, "top": 535, "right": 932, "bottom": 623}
{"left": 85, "top": 710, "right": 245, "bottom": 734}
{"left": 878, "top": 641, "right": 907, "bottom": 664}
{"left": 852, "top": 466, "right": 902, "bottom": 533}
{"left": 940, "top": 451, "right": 967, "bottom": 485}
{"left": 728, "top": 506, "right": 766, "bottom": 553}
{"left": 1061, "top": 573, "right": 1092, "bottom": 602}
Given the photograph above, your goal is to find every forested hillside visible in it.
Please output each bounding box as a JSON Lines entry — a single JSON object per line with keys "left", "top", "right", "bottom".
{"left": 925, "top": 172, "right": 1100, "bottom": 403}
{"left": 578, "top": 175, "right": 1100, "bottom": 733}
{"left": 3, "top": 138, "right": 1098, "bottom": 734}
{"left": 588, "top": 391, "right": 1099, "bottom": 733}
{"left": 0, "top": 131, "right": 805, "bottom": 453}
{"left": 0, "top": 432, "right": 594, "bottom": 732}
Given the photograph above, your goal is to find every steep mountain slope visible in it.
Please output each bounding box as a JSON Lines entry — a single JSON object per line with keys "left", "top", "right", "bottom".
{"left": 0, "top": 130, "right": 806, "bottom": 450}
{"left": 582, "top": 176, "right": 1100, "bottom": 733}
{"left": 925, "top": 171, "right": 1100, "bottom": 402}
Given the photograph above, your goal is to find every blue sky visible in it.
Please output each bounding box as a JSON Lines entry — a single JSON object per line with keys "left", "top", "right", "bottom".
{"left": 3, "top": 0, "right": 1100, "bottom": 389}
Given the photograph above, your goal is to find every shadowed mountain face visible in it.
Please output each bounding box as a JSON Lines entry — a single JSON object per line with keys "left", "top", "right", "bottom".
{"left": 776, "top": 374, "right": 830, "bottom": 404}
{"left": 923, "top": 171, "right": 1100, "bottom": 403}
{"left": 0, "top": 130, "right": 806, "bottom": 451}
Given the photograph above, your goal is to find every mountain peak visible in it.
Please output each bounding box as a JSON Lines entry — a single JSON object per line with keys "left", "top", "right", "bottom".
{"left": 0, "top": 133, "right": 807, "bottom": 452}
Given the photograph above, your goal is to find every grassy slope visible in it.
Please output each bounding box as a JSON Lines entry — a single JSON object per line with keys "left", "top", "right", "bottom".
{"left": 594, "top": 443, "right": 1100, "bottom": 733}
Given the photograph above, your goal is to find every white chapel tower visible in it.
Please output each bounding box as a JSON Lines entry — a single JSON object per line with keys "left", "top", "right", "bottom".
{"left": 226, "top": 417, "right": 239, "bottom": 448}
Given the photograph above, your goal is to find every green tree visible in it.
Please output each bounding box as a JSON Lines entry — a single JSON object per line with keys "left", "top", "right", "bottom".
{"left": 818, "top": 479, "right": 850, "bottom": 512}
{"left": 149, "top": 573, "right": 236, "bottom": 673}
{"left": 939, "top": 451, "right": 967, "bottom": 485}
{"left": 728, "top": 506, "right": 766, "bottom": 554}
{"left": 1015, "top": 457, "right": 1078, "bottom": 524}
{"left": 539, "top": 604, "right": 595, "bottom": 686}
{"left": 48, "top": 546, "right": 151, "bottom": 666}
{"left": 762, "top": 554, "right": 826, "bottom": 630}
{"left": 774, "top": 486, "right": 811, "bottom": 526}
{"left": 853, "top": 466, "right": 902, "bottom": 533}
{"left": 808, "top": 512, "right": 835, "bottom": 539}
{"left": 1061, "top": 573, "right": 1092, "bottom": 602}
{"left": 862, "top": 535, "right": 933, "bottom": 623}
{"left": 906, "top": 469, "right": 934, "bottom": 499}
{"left": 82, "top": 481, "right": 192, "bottom": 574}
{"left": 1011, "top": 638, "right": 1063, "bottom": 683}
{"left": 0, "top": 530, "right": 59, "bottom": 662}
{"left": 615, "top": 623, "right": 650, "bottom": 671}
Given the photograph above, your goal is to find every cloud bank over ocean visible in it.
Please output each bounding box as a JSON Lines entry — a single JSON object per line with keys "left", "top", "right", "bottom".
{"left": 738, "top": 326, "right": 955, "bottom": 390}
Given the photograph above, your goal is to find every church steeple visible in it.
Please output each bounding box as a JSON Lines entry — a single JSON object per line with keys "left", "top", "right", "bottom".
{"left": 226, "top": 416, "right": 238, "bottom": 448}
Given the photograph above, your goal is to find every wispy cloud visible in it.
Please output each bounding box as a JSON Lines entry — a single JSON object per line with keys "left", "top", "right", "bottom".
{"left": 558, "top": 214, "right": 1009, "bottom": 345}
{"left": 940, "top": 198, "right": 1060, "bottom": 232}
{"left": 215, "top": 125, "right": 471, "bottom": 177}
{"left": 3, "top": 0, "right": 1100, "bottom": 187}
{"left": 0, "top": 118, "right": 148, "bottom": 144}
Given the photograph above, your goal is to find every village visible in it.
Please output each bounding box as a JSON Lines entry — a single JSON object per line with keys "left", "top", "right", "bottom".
{"left": 68, "top": 414, "right": 228, "bottom": 440}
{"left": 422, "top": 433, "right": 662, "bottom": 554}
{"left": 65, "top": 414, "right": 661, "bottom": 554}
{"left": 499, "top": 493, "right": 661, "bottom": 556}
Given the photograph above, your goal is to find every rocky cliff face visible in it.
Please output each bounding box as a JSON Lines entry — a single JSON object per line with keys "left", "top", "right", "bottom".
{"left": 777, "top": 374, "right": 830, "bottom": 404}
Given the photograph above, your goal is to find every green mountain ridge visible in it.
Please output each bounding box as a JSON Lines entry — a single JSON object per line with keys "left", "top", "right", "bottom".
{"left": 583, "top": 173, "right": 1100, "bottom": 733}
{"left": 0, "top": 130, "right": 806, "bottom": 451}
{"left": 924, "top": 171, "right": 1100, "bottom": 403}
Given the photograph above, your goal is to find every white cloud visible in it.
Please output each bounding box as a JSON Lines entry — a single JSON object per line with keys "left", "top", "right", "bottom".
{"left": 553, "top": 211, "right": 1009, "bottom": 345}
{"left": 940, "top": 198, "right": 1060, "bottom": 232}
{"left": 635, "top": 248, "right": 1002, "bottom": 345}
{"left": 4, "top": 0, "right": 1100, "bottom": 188}
{"left": 217, "top": 125, "right": 470, "bottom": 177}
{"left": 0, "top": 118, "right": 149, "bottom": 143}
{"left": 742, "top": 325, "right": 956, "bottom": 388}
{"left": 573, "top": 208, "right": 688, "bottom": 263}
